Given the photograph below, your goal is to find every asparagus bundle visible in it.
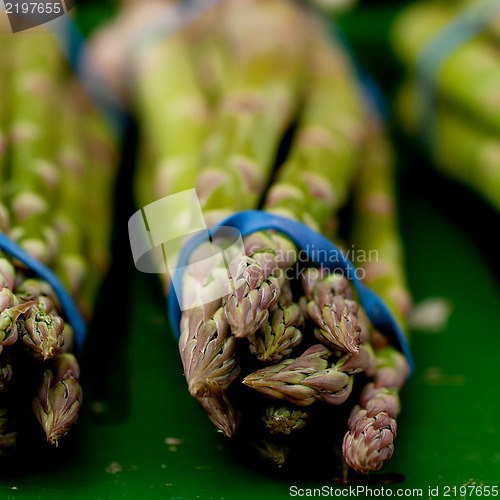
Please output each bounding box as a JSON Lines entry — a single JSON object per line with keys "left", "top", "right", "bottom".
{"left": 112, "top": 0, "right": 411, "bottom": 481}
{"left": 390, "top": 0, "right": 500, "bottom": 212}
{"left": 0, "top": 26, "right": 119, "bottom": 453}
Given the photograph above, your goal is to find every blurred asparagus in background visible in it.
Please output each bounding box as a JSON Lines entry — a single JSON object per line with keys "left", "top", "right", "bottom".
{"left": 390, "top": 0, "right": 500, "bottom": 213}
{"left": 0, "top": 21, "right": 120, "bottom": 453}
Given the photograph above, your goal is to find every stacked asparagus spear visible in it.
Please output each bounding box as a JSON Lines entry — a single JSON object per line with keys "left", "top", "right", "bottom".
{"left": 391, "top": 0, "right": 500, "bottom": 212}
{"left": 0, "top": 25, "right": 119, "bottom": 454}
{"left": 91, "top": 0, "right": 411, "bottom": 481}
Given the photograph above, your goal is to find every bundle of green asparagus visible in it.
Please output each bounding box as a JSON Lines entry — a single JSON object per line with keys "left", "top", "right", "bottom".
{"left": 91, "top": 0, "right": 412, "bottom": 482}
{"left": 0, "top": 23, "right": 119, "bottom": 454}
{"left": 390, "top": 0, "right": 500, "bottom": 212}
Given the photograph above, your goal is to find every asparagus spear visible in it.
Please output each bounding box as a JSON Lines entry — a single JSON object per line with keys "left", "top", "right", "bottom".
{"left": 179, "top": 305, "right": 240, "bottom": 398}
{"left": 7, "top": 28, "right": 63, "bottom": 265}
{"left": 343, "top": 117, "right": 411, "bottom": 475}
{"left": 0, "top": 31, "right": 10, "bottom": 197}
{"left": 32, "top": 353, "right": 83, "bottom": 445}
{"left": 72, "top": 77, "right": 120, "bottom": 322}
{"left": 342, "top": 345, "right": 409, "bottom": 475}
{"left": 197, "top": 393, "right": 240, "bottom": 438}
{"left": 188, "top": 0, "right": 310, "bottom": 345}
{"left": 131, "top": 23, "right": 211, "bottom": 209}
{"left": 243, "top": 343, "right": 375, "bottom": 407}
{"left": 396, "top": 79, "right": 500, "bottom": 213}
{"left": 390, "top": 0, "right": 500, "bottom": 135}
{"left": 52, "top": 78, "right": 89, "bottom": 301}
{"left": 15, "top": 282, "right": 65, "bottom": 362}
{"left": 349, "top": 118, "right": 412, "bottom": 330}
{"left": 301, "top": 268, "right": 362, "bottom": 354}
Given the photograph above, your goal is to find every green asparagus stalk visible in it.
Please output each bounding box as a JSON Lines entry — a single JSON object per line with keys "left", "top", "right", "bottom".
{"left": 0, "top": 30, "right": 10, "bottom": 194}
{"left": 51, "top": 79, "right": 89, "bottom": 301}
{"left": 390, "top": 0, "right": 500, "bottom": 135}
{"left": 132, "top": 25, "right": 211, "bottom": 209}
{"left": 72, "top": 78, "right": 120, "bottom": 322}
{"left": 349, "top": 118, "right": 412, "bottom": 331}
{"left": 7, "top": 28, "right": 63, "bottom": 265}
{"left": 193, "top": 0, "right": 309, "bottom": 222}
{"left": 182, "top": 0, "right": 310, "bottom": 349}
{"left": 396, "top": 79, "right": 500, "bottom": 213}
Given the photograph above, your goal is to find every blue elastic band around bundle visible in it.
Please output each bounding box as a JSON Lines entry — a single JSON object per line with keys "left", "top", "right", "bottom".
{"left": 415, "top": 0, "right": 500, "bottom": 148}
{"left": 167, "top": 210, "right": 415, "bottom": 376}
{"left": 0, "top": 234, "right": 86, "bottom": 356}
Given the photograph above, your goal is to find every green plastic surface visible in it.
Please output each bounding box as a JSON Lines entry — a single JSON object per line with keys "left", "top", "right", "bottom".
{"left": 1, "top": 1, "right": 499, "bottom": 498}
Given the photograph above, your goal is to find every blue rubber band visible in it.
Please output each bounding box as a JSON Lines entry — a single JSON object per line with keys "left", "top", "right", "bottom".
{"left": 168, "top": 210, "right": 414, "bottom": 376}
{"left": 415, "top": 0, "right": 500, "bottom": 149}
{"left": 0, "top": 233, "right": 86, "bottom": 356}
